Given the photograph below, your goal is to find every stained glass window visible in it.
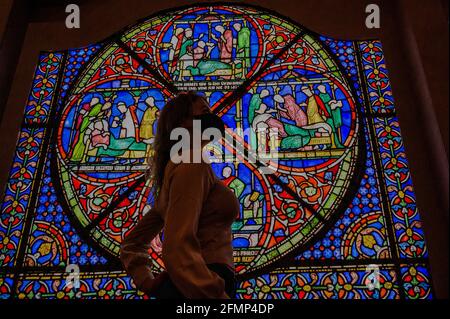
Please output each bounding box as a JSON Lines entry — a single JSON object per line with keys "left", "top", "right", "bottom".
{"left": 0, "top": 4, "right": 432, "bottom": 299}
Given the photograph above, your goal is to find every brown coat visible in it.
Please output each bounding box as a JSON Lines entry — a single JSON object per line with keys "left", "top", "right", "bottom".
{"left": 120, "top": 160, "right": 240, "bottom": 298}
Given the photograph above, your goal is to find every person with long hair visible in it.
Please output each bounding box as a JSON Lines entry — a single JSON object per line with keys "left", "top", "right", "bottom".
{"left": 120, "top": 91, "right": 239, "bottom": 298}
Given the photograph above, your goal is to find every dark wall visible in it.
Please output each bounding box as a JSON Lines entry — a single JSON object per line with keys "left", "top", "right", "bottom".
{"left": 0, "top": 0, "right": 29, "bottom": 122}
{"left": 0, "top": 0, "right": 448, "bottom": 298}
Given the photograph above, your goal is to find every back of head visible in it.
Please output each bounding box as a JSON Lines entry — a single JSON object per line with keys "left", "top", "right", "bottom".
{"left": 146, "top": 91, "right": 204, "bottom": 198}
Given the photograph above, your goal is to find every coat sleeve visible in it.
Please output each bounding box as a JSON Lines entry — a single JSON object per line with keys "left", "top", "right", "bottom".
{"left": 162, "top": 163, "right": 229, "bottom": 299}
{"left": 120, "top": 205, "right": 164, "bottom": 292}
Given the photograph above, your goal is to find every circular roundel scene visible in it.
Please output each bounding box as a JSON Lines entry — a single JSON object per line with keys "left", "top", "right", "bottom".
{"left": 55, "top": 4, "right": 361, "bottom": 275}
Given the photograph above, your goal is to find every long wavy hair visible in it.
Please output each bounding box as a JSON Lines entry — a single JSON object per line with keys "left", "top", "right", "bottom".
{"left": 146, "top": 91, "right": 204, "bottom": 201}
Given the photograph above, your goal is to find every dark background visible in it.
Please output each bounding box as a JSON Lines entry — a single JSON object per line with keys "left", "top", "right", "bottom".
{"left": 0, "top": 0, "right": 448, "bottom": 298}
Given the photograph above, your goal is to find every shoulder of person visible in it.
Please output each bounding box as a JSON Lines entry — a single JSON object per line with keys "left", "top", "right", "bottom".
{"left": 167, "top": 162, "right": 215, "bottom": 194}
{"left": 171, "top": 161, "right": 212, "bottom": 177}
